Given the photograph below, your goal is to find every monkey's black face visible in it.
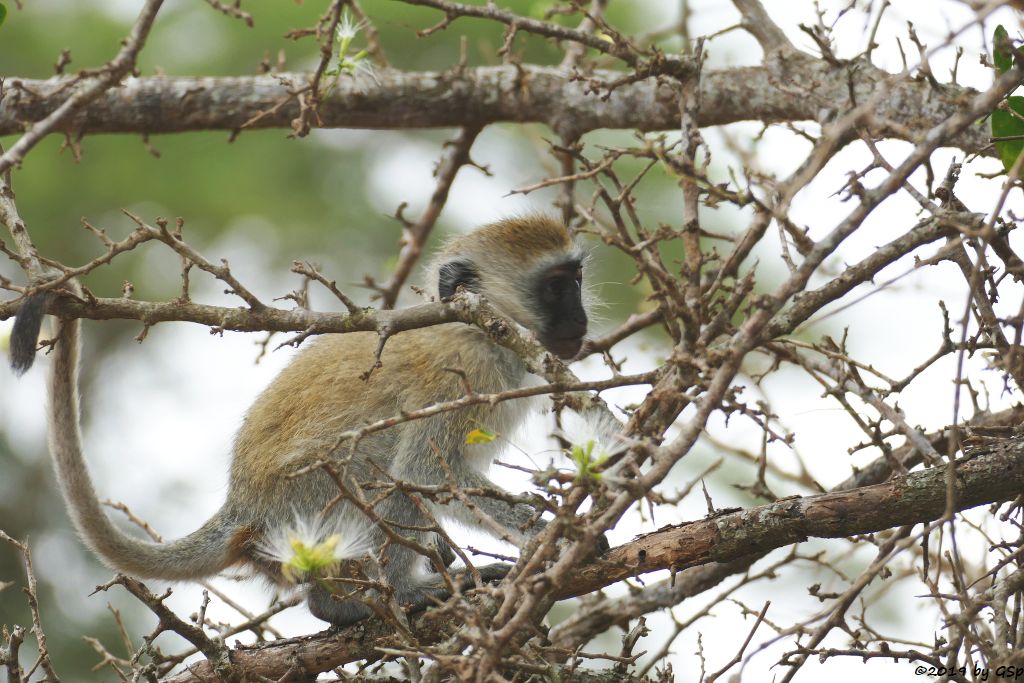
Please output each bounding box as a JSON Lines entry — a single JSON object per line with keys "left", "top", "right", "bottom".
{"left": 536, "top": 260, "right": 587, "bottom": 359}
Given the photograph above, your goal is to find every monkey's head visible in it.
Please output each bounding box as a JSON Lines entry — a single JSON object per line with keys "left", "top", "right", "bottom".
{"left": 431, "top": 215, "right": 589, "bottom": 359}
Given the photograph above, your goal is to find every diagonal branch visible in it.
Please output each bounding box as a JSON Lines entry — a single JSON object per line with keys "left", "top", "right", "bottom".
{"left": 732, "top": 0, "right": 795, "bottom": 54}
{"left": 548, "top": 404, "right": 1024, "bottom": 648}
{"left": 0, "top": 0, "right": 166, "bottom": 175}
{"left": 372, "top": 125, "right": 482, "bottom": 309}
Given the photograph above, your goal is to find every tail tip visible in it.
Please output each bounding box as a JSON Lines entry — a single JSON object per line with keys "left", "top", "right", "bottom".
{"left": 9, "top": 351, "right": 35, "bottom": 376}
{"left": 8, "top": 292, "right": 49, "bottom": 375}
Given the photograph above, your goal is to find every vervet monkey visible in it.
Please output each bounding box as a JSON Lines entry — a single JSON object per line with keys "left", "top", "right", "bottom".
{"left": 9, "top": 216, "right": 592, "bottom": 626}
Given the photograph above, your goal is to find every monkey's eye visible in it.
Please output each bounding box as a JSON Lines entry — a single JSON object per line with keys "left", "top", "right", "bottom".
{"left": 546, "top": 277, "right": 568, "bottom": 295}
{"left": 541, "top": 264, "right": 582, "bottom": 301}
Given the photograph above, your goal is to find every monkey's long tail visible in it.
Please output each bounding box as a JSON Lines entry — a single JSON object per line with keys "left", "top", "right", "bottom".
{"left": 46, "top": 304, "right": 242, "bottom": 580}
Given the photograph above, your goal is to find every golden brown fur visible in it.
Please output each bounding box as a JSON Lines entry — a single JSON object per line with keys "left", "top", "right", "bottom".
{"left": 441, "top": 215, "right": 573, "bottom": 259}
{"left": 231, "top": 324, "right": 520, "bottom": 498}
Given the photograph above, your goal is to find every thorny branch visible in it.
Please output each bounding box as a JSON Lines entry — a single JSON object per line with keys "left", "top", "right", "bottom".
{"left": 0, "top": 532, "right": 59, "bottom": 683}
{"left": 4, "top": 0, "right": 1024, "bottom": 681}
{"left": 369, "top": 125, "right": 484, "bottom": 309}
{"left": 0, "top": 0, "right": 166, "bottom": 176}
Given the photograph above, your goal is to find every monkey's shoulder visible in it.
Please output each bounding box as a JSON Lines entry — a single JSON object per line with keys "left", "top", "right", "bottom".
{"left": 296, "top": 325, "right": 521, "bottom": 390}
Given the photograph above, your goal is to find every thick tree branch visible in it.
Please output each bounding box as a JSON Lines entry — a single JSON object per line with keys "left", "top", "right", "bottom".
{"left": 0, "top": 61, "right": 994, "bottom": 154}
{"left": 164, "top": 439, "right": 1024, "bottom": 681}
{"left": 547, "top": 403, "right": 1024, "bottom": 649}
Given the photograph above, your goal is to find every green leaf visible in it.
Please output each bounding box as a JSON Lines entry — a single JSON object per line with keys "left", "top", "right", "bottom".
{"left": 992, "top": 96, "right": 1024, "bottom": 172}
{"left": 570, "top": 440, "right": 607, "bottom": 483}
{"left": 0, "top": 4, "right": 7, "bottom": 29}
{"left": 995, "top": 25, "right": 1013, "bottom": 74}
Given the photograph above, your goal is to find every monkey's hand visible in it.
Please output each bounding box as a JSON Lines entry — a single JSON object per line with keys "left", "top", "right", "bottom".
{"left": 428, "top": 534, "right": 456, "bottom": 572}
{"left": 553, "top": 532, "right": 610, "bottom": 561}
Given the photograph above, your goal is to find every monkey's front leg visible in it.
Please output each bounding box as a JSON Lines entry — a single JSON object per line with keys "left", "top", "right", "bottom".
{"left": 453, "top": 469, "right": 612, "bottom": 558}
{"left": 439, "top": 467, "right": 549, "bottom": 543}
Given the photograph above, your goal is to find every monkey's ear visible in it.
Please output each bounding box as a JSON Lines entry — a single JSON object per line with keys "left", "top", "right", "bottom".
{"left": 438, "top": 259, "right": 480, "bottom": 299}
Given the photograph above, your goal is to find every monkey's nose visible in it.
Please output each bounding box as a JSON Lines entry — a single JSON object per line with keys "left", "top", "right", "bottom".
{"left": 548, "top": 337, "right": 584, "bottom": 359}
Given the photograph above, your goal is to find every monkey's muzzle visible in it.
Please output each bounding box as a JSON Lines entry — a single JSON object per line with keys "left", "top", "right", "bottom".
{"left": 546, "top": 336, "right": 584, "bottom": 360}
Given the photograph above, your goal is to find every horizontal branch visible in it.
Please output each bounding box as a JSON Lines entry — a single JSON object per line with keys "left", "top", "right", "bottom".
{"left": 0, "top": 60, "right": 993, "bottom": 153}
{"left": 0, "top": 289, "right": 614, "bottom": 418}
{"left": 0, "top": 292, "right": 455, "bottom": 335}
{"left": 166, "top": 438, "right": 1024, "bottom": 681}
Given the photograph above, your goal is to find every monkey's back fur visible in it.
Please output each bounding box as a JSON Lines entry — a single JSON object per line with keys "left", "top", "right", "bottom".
{"left": 226, "top": 324, "right": 531, "bottom": 565}
{"left": 234, "top": 325, "right": 526, "bottom": 493}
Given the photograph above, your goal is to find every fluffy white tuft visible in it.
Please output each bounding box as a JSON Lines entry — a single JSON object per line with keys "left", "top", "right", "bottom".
{"left": 334, "top": 10, "right": 365, "bottom": 42}
{"left": 556, "top": 407, "right": 630, "bottom": 459}
{"left": 257, "top": 511, "right": 372, "bottom": 583}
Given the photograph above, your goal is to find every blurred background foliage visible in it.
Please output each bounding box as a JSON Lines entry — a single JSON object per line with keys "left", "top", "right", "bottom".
{"left": 0, "top": 0, "right": 685, "bottom": 672}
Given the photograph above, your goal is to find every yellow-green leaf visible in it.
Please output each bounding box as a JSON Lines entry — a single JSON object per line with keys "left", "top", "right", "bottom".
{"left": 570, "top": 440, "right": 607, "bottom": 482}
{"left": 282, "top": 534, "right": 340, "bottom": 583}
{"left": 465, "top": 428, "right": 497, "bottom": 445}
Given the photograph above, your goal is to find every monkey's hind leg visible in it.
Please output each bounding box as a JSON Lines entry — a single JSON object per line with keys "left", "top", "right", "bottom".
{"left": 303, "top": 492, "right": 446, "bottom": 627}
{"left": 305, "top": 491, "right": 516, "bottom": 627}
{"left": 306, "top": 558, "right": 515, "bottom": 628}
{"left": 306, "top": 581, "right": 374, "bottom": 627}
